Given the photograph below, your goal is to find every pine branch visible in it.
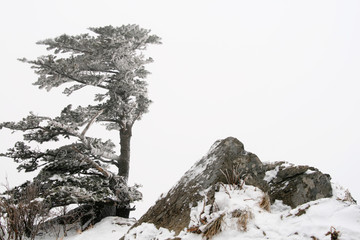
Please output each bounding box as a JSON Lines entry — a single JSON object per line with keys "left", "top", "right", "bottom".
{"left": 98, "top": 118, "right": 120, "bottom": 123}
{"left": 40, "top": 62, "right": 109, "bottom": 90}
{"left": 1, "top": 142, "right": 58, "bottom": 172}
{"left": 38, "top": 40, "right": 94, "bottom": 55}
{"left": 0, "top": 114, "right": 72, "bottom": 143}
{"left": 96, "top": 157, "right": 117, "bottom": 166}
{"left": 72, "top": 146, "right": 113, "bottom": 179}
{"left": 48, "top": 118, "right": 119, "bottom": 161}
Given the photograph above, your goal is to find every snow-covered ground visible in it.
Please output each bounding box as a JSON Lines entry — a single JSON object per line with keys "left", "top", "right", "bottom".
{"left": 40, "top": 182, "right": 359, "bottom": 240}
{"left": 36, "top": 217, "right": 135, "bottom": 240}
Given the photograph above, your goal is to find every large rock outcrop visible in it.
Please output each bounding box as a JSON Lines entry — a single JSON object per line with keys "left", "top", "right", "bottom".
{"left": 131, "top": 137, "right": 332, "bottom": 235}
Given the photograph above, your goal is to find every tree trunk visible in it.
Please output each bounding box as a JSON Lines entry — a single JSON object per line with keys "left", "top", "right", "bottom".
{"left": 118, "top": 125, "right": 132, "bottom": 182}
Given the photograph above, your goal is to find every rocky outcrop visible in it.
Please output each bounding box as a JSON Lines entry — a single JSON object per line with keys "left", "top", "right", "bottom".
{"left": 131, "top": 137, "right": 332, "bottom": 235}
{"left": 263, "top": 161, "right": 333, "bottom": 208}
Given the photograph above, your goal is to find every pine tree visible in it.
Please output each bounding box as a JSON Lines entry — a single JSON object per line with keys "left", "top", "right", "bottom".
{"left": 0, "top": 25, "right": 161, "bottom": 225}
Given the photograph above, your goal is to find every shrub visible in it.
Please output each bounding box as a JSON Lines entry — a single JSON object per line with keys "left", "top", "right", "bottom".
{"left": 325, "top": 226, "right": 340, "bottom": 240}
{"left": 0, "top": 183, "right": 49, "bottom": 240}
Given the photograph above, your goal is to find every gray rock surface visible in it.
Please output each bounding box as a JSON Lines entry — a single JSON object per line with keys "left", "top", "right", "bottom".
{"left": 131, "top": 137, "right": 332, "bottom": 234}
{"left": 264, "top": 161, "right": 333, "bottom": 208}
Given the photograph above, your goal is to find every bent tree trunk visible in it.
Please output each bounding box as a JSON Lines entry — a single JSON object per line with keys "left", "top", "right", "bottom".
{"left": 94, "top": 126, "right": 133, "bottom": 221}
{"left": 118, "top": 126, "right": 132, "bottom": 182}
{"left": 112, "top": 125, "right": 133, "bottom": 218}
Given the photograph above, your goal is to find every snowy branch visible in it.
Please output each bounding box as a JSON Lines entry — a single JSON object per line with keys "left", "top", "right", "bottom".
{"left": 48, "top": 118, "right": 119, "bottom": 161}
{"left": 96, "top": 157, "right": 118, "bottom": 166}
{"left": 39, "top": 62, "right": 109, "bottom": 90}
{"left": 72, "top": 146, "right": 113, "bottom": 179}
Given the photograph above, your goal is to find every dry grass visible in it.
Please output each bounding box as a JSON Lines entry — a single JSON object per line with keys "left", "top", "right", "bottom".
{"left": 220, "top": 164, "right": 247, "bottom": 191}
{"left": 259, "top": 193, "right": 271, "bottom": 212}
{"left": 187, "top": 213, "right": 225, "bottom": 239}
{"left": 325, "top": 226, "right": 340, "bottom": 240}
{"left": 219, "top": 182, "right": 232, "bottom": 199}
{"left": 187, "top": 225, "right": 201, "bottom": 234}
{"left": 202, "top": 214, "right": 225, "bottom": 240}
{"left": 231, "top": 209, "right": 253, "bottom": 232}
{"left": 231, "top": 209, "right": 243, "bottom": 218}
{"left": 342, "top": 189, "right": 357, "bottom": 204}
{"left": 237, "top": 211, "right": 253, "bottom": 232}
{"left": 219, "top": 164, "right": 249, "bottom": 201}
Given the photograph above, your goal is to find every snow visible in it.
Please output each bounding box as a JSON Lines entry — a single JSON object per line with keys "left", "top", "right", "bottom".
{"left": 121, "top": 182, "right": 360, "bottom": 240}
{"left": 171, "top": 140, "right": 223, "bottom": 190}
{"left": 170, "top": 155, "right": 217, "bottom": 191}
{"left": 31, "top": 197, "right": 45, "bottom": 203}
{"left": 36, "top": 217, "right": 135, "bottom": 240}
{"left": 33, "top": 183, "right": 360, "bottom": 240}
{"left": 263, "top": 162, "right": 296, "bottom": 183}
{"left": 185, "top": 156, "right": 216, "bottom": 182}
{"left": 49, "top": 174, "right": 64, "bottom": 181}
{"left": 264, "top": 166, "right": 279, "bottom": 182}
{"left": 183, "top": 141, "right": 222, "bottom": 183}
{"left": 64, "top": 217, "right": 134, "bottom": 240}
{"left": 124, "top": 223, "right": 175, "bottom": 240}
{"left": 280, "top": 162, "right": 293, "bottom": 168}
{"left": 305, "top": 169, "right": 317, "bottom": 175}
{"left": 48, "top": 204, "right": 81, "bottom": 216}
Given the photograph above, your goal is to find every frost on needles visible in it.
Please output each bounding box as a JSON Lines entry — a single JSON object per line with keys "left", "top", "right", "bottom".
{"left": 0, "top": 24, "right": 161, "bottom": 234}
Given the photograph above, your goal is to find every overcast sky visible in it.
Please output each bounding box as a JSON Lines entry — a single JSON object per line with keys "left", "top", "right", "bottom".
{"left": 0, "top": 0, "right": 359, "bottom": 218}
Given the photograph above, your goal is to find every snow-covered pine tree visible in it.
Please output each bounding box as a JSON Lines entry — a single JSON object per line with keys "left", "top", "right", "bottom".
{"left": 0, "top": 25, "right": 161, "bottom": 225}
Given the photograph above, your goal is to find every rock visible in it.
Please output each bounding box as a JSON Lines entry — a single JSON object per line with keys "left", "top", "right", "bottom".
{"left": 263, "top": 162, "right": 333, "bottom": 208}
{"left": 130, "top": 137, "right": 333, "bottom": 235}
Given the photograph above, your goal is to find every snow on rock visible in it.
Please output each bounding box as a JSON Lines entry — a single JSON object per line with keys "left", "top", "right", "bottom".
{"left": 263, "top": 161, "right": 332, "bottom": 208}
{"left": 131, "top": 137, "right": 333, "bottom": 235}
{"left": 263, "top": 162, "right": 294, "bottom": 183}
{"left": 305, "top": 169, "right": 317, "bottom": 175}
{"left": 36, "top": 183, "right": 357, "bottom": 240}
{"left": 129, "top": 137, "right": 263, "bottom": 234}
{"left": 122, "top": 183, "right": 360, "bottom": 240}
{"left": 120, "top": 138, "right": 357, "bottom": 239}
{"left": 181, "top": 155, "right": 217, "bottom": 186}
{"left": 264, "top": 165, "right": 279, "bottom": 183}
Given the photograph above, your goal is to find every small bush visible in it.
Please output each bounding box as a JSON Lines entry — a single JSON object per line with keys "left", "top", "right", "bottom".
{"left": 325, "top": 226, "right": 340, "bottom": 240}
{"left": 342, "top": 190, "right": 357, "bottom": 204}
{"left": 231, "top": 209, "right": 253, "bottom": 232}
{"left": 0, "top": 183, "right": 49, "bottom": 240}
{"left": 202, "top": 213, "right": 225, "bottom": 240}
{"left": 220, "top": 163, "right": 247, "bottom": 191}
{"left": 259, "top": 194, "right": 271, "bottom": 212}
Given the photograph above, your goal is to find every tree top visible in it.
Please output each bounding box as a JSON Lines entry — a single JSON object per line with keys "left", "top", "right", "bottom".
{"left": 19, "top": 24, "right": 161, "bottom": 130}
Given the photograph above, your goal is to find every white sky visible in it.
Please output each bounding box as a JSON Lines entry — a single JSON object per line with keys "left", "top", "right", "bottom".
{"left": 0, "top": 0, "right": 359, "bottom": 218}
